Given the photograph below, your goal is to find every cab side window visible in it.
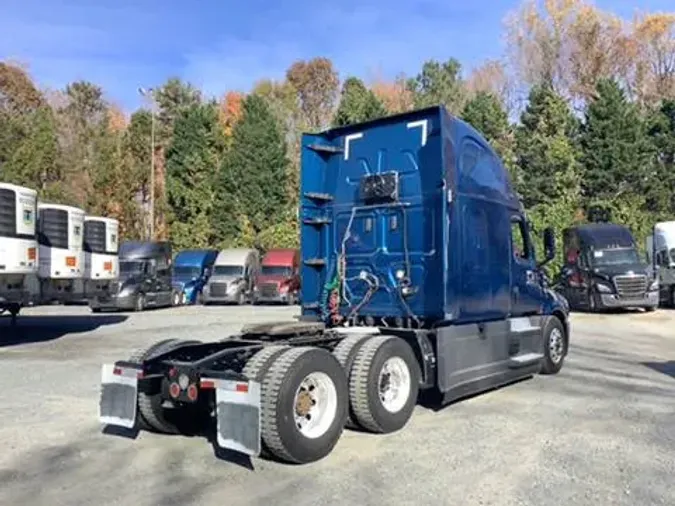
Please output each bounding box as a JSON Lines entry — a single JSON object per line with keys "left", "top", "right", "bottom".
{"left": 510, "top": 217, "right": 531, "bottom": 260}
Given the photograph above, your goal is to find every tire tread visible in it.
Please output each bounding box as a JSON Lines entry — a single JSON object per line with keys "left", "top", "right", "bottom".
{"left": 349, "top": 335, "right": 395, "bottom": 433}
{"left": 260, "top": 347, "right": 315, "bottom": 463}
{"left": 243, "top": 345, "right": 291, "bottom": 382}
{"left": 332, "top": 334, "right": 374, "bottom": 428}
{"left": 131, "top": 338, "right": 200, "bottom": 434}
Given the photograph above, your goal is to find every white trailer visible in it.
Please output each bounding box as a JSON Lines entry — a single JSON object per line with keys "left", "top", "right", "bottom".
{"left": 0, "top": 183, "right": 38, "bottom": 318}
{"left": 35, "top": 202, "right": 86, "bottom": 303}
{"left": 83, "top": 216, "right": 119, "bottom": 312}
{"left": 646, "top": 221, "right": 675, "bottom": 307}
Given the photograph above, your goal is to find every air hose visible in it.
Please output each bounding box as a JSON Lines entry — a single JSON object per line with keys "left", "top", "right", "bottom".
{"left": 319, "top": 257, "right": 339, "bottom": 322}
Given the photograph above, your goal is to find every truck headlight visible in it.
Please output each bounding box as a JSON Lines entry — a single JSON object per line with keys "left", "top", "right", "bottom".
{"left": 595, "top": 282, "right": 612, "bottom": 293}
{"left": 649, "top": 279, "right": 659, "bottom": 291}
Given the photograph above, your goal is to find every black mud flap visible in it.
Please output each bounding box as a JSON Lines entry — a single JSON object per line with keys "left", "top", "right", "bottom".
{"left": 203, "top": 377, "right": 262, "bottom": 457}
{"left": 99, "top": 364, "right": 140, "bottom": 429}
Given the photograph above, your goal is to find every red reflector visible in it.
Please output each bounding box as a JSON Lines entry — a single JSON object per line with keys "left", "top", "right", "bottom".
{"left": 236, "top": 383, "right": 249, "bottom": 393}
{"left": 113, "top": 367, "right": 122, "bottom": 376}
{"left": 200, "top": 380, "right": 215, "bottom": 389}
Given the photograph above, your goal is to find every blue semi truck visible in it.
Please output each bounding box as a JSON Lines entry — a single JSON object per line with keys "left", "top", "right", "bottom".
{"left": 99, "top": 105, "right": 570, "bottom": 465}
{"left": 172, "top": 249, "right": 218, "bottom": 305}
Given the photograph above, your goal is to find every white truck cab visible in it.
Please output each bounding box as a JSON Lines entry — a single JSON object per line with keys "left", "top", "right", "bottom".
{"left": 0, "top": 182, "right": 38, "bottom": 317}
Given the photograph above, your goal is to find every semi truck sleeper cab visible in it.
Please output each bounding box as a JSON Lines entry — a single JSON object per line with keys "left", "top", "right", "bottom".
{"left": 99, "top": 105, "right": 570, "bottom": 466}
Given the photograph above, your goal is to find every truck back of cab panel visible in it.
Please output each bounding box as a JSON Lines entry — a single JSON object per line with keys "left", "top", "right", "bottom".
{"left": 300, "top": 106, "right": 522, "bottom": 327}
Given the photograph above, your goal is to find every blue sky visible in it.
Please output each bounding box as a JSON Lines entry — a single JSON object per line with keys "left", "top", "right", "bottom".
{"left": 1, "top": 0, "right": 671, "bottom": 112}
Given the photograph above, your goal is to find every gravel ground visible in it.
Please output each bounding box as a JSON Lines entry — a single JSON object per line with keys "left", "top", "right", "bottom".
{"left": 0, "top": 305, "right": 674, "bottom": 506}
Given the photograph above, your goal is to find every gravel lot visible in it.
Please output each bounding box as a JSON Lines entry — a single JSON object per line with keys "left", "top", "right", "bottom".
{"left": 1, "top": 305, "right": 674, "bottom": 506}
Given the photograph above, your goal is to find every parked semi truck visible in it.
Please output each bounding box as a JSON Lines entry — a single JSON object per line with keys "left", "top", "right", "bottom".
{"left": 0, "top": 182, "right": 38, "bottom": 319}
{"left": 99, "top": 105, "right": 570, "bottom": 465}
{"left": 91, "top": 241, "right": 177, "bottom": 311}
{"left": 557, "top": 223, "right": 658, "bottom": 312}
{"left": 254, "top": 248, "right": 300, "bottom": 304}
{"left": 172, "top": 249, "right": 218, "bottom": 305}
{"left": 646, "top": 221, "right": 675, "bottom": 307}
{"left": 35, "top": 202, "right": 86, "bottom": 304}
{"left": 202, "top": 248, "right": 260, "bottom": 304}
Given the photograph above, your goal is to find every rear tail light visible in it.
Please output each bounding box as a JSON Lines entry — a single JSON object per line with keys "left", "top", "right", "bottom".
{"left": 27, "top": 247, "right": 36, "bottom": 261}
{"left": 169, "top": 383, "right": 181, "bottom": 398}
{"left": 187, "top": 384, "right": 198, "bottom": 401}
{"left": 65, "top": 256, "right": 76, "bottom": 267}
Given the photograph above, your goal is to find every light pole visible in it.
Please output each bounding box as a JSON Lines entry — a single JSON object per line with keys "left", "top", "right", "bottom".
{"left": 138, "top": 86, "right": 156, "bottom": 240}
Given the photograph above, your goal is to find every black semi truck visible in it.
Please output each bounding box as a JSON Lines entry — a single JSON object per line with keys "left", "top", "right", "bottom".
{"left": 99, "top": 106, "right": 571, "bottom": 465}
{"left": 90, "top": 240, "right": 179, "bottom": 312}
{"left": 557, "top": 223, "right": 659, "bottom": 312}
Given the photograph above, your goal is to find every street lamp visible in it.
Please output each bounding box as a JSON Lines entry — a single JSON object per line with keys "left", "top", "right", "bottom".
{"left": 138, "top": 86, "right": 155, "bottom": 240}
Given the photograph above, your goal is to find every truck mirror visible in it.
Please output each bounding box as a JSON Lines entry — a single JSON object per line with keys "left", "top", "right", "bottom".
{"left": 539, "top": 227, "right": 556, "bottom": 267}
{"left": 544, "top": 228, "right": 555, "bottom": 258}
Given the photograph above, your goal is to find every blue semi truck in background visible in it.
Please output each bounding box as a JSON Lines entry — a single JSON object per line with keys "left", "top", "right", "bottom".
{"left": 99, "top": 105, "right": 570, "bottom": 465}
{"left": 172, "top": 249, "right": 218, "bottom": 305}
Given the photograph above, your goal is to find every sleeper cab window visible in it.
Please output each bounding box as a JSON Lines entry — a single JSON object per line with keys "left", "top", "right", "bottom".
{"left": 510, "top": 217, "right": 530, "bottom": 260}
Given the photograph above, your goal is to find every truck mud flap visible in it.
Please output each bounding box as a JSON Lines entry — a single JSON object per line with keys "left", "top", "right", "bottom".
{"left": 99, "top": 364, "right": 141, "bottom": 429}
{"left": 203, "top": 377, "right": 262, "bottom": 457}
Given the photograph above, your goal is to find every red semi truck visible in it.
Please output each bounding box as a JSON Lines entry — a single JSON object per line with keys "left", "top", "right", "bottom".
{"left": 254, "top": 248, "right": 300, "bottom": 305}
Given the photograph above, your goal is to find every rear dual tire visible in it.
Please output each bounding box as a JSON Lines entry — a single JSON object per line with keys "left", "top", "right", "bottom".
{"left": 347, "top": 335, "right": 420, "bottom": 434}
{"left": 244, "top": 346, "right": 349, "bottom": 464}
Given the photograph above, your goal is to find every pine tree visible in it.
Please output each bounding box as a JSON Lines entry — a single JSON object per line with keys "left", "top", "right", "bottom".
{"left": 515, "top": 83, "right": 581, "bottom": 208}
{"left": 165, "top": 101, "right": 225, "bottom": 250}
{"left": 580, "top": 78, "right": 655, "bottom": 205}
{"left": 333, "top": 77, "right": 387, "bottom": 127}
{"left": 212, "top": 94, "right": 289, "bottom": 246}
{"left": 646, "top": 99, "right": 675, "bottom": 215}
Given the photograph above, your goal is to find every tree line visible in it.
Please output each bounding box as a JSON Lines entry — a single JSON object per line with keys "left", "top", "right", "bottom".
{"left": 0, "top": 0, "right": 673, "bottom": 275}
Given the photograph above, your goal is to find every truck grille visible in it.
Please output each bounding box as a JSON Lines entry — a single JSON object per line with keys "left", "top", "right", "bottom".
{"left": 210, "top": 282, "right": 228, "bottom": 297}
{"left": 259, "top": 283, "right": 278, "bottom": 297}
{"left": 84, "top": 220, "right": 107, "bottom": 254}
{"left": 613, "top": 274, "right": 647, "bottom": 298}
{"left": 38, "top": 208, "right": 68, "bottom": 249}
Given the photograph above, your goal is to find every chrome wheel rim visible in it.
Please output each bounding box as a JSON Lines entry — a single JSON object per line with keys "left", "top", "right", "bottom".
{"left": 549, "top": 328, "right": 564, "bottom": 364}
{"left": 293, "top": 372, "right": 338, "bottom": 439}
{"left": 378, "top": 356, "right": 411, "bottom": 413}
